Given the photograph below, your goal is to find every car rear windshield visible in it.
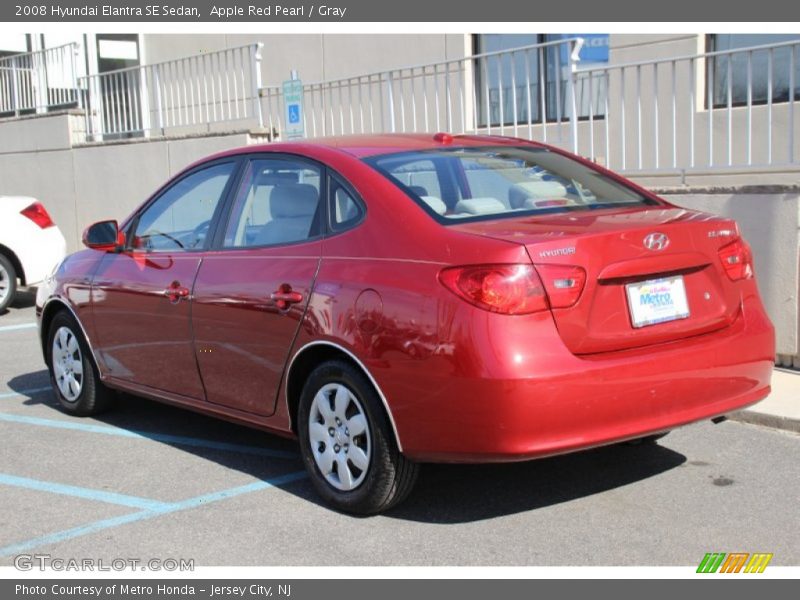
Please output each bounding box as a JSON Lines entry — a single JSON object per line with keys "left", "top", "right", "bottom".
{"left": 364, "top": 146, "right": 658, "bottom": 223}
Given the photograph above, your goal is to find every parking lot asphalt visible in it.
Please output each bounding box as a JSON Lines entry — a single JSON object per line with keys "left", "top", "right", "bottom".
{"left": 1, "top": 293, "right": 798, "bottom": 567}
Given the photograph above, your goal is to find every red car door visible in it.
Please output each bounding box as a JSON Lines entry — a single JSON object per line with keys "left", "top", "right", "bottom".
{"left": 91, "top": 160, "right": 240, "bottom": 399}
{"left": 191, "top": 156, "right": 331, "bottom": 416}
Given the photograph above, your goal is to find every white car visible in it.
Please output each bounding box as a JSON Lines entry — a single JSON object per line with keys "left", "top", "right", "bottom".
{"left": 0, "top": 196, "right": 67, "bottom": 312}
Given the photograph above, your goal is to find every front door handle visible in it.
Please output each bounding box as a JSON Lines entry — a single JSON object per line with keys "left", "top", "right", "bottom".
{"left": 270, "top": 284, "right": 303, "bottom": 310}
{"left": 164, "top": 281, "right": 190, "bottom": 304}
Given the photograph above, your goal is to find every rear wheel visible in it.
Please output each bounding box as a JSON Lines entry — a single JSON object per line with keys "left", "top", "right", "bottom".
{"left": 47, "top": 311, "right": 115, "bottom": 416}
{"left": 0, "top": 254, "right": 17, "bottom": 312}
{"left": 298, "top": 359, "right": 418, "bottom": 515}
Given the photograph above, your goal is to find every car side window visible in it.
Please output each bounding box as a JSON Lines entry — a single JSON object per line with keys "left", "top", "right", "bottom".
{"left": 223, "top": 158, "right": 323, "bottom": 248}
{"left": 329, "top": 178, "right": 364, "bottom": 232}
{"left": 133, "top": 162, "right": 236, "bottom": 252}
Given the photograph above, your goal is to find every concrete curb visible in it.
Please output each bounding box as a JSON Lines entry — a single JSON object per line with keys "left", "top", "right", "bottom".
{"left": 728, "top": 410, "right": 800, "bottom": 434}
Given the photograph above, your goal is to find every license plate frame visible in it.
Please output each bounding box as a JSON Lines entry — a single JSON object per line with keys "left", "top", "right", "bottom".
{"left": 625, "top": 275, "right": 690, "bottom": 329}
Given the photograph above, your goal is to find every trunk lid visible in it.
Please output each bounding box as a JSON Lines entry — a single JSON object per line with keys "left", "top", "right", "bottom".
{"left": 451, "top": 206, "right": 743, "bottom": 354}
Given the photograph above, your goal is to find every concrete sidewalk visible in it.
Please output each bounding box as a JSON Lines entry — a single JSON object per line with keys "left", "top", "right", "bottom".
{"left": 730, "top": 368, "right": 800, "bottom": 433}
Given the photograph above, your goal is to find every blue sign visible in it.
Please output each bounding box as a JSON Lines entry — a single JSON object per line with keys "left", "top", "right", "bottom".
{"left": 288, "top": 103, "right": 301, "bottom": 124}
{"left": 579, "top": 34, "right": 610, "bottom": 64}
{"left": 554, "top": 33, "right": 609, "bottom": 66}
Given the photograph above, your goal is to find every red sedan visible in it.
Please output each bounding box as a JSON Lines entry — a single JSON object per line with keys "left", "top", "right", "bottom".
{"left": 36, "top": 134, "right": 775, "bottom": 514}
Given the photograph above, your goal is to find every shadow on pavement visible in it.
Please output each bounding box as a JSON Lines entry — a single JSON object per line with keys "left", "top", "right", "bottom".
{"left": 6, "top": 370, "right": 686, "bottom": 523}
{"left": 0, "top": 289, "right": 37, "bottom": 316}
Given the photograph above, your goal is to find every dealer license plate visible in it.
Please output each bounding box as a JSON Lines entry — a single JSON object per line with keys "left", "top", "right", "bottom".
{"left": 625, "top": 275, "right": 690, "bottom": 328}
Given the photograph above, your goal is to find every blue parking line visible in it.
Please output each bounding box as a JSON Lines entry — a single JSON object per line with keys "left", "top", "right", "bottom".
{"left": 0, "top": 323, "right": 37, "bottom": 332}
{"left": 0, "top": 470, "right": 308, "bottom": 557}
{"left": 0, "top": 412, "right": 298, "bottom": 459}
{"left": 0, "top": 387, "right": 52, "bottom": 399}
{"left": 0, "top": 473, "right": 170, "bottom": 511}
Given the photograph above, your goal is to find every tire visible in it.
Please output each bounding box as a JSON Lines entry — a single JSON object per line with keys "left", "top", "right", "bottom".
{"left": 0, "top": 254, "right": 17, "bottom": 312}
{"left": 47, "top": 311, "right": 115, "bottom": 416}
{"left": 298, "top": 359, "right": 418, "bottom": 515}
{"left": 625, "top": 432, "right": 670, "bottom": 446}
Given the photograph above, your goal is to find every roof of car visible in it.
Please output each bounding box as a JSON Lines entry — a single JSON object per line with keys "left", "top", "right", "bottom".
{"left": 298, "top": 133, "right": 546, "bottom": 157}
{"left": 220, "top": 133, "right": 546, "bottom": 159}
{"left": 185, "top": 133, "right": 554, "bottom": 176}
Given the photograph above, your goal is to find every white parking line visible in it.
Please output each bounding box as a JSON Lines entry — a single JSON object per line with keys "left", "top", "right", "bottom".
{"left": 0, "top": 323, "right": 37, "bottom": 333}
{"left": 0, "top": 472, "right": 171, "bottom": 511}
{"left": 0, "top": 470, "right": 308, "bottom": 557}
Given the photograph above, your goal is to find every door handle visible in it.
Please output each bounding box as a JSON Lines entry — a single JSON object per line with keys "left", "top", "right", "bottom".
{"left": 270, "top": 284, "right": 303, "bottom": 310}
{"left": 164, "top": 281, "right": 191, "bottom": 304}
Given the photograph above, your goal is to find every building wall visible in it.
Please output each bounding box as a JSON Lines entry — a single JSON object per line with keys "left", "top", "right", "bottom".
{"left": 0, "top": 113, "right": 254, "bottom": 251}
{"left": 70, "top": 33, "right": 800, "bottom": 186}
{"left": 142, "top": 34, "right": 469, "bottom": 86}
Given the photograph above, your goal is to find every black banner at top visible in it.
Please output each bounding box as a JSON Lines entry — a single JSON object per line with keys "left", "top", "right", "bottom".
{"left": 2, "top": 0, "right": 799, "bottom": 22}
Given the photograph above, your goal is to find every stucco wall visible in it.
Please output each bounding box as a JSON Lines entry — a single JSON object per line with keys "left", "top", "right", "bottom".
{"left": 0, "top": 113, "right": 253, "bottom": 251}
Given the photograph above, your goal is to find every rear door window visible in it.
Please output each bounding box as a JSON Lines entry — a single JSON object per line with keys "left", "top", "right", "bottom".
{"left": 329, "top": 177, "right": 364, "bottom": 231}
{"left": 223, "top": 158, "right": 323, "bottom": 248}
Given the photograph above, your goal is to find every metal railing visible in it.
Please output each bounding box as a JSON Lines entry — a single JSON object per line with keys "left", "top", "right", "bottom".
{"left": 260, "top": 38, "right": 800, "bottom": 175}
{"left": 79, "top": 43, "right": 264, "bottom": 141}
{"left": 577, "top": 39, "right": 800, "bottom": 173}
{"left": 260, "top": 38, "right": 585, "bottom": 150}
{"left": 0, "top": 43, "right": 81, "bottom": 116}
{"left": 3, "top": 37, "right": 796, "bottom": 174}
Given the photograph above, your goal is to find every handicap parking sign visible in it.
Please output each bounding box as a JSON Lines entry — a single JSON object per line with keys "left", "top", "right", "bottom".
{"left": 282, "top": 79, "right": 305, "bottom": 140}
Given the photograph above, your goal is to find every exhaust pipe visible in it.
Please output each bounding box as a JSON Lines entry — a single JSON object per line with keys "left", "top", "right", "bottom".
{"left": 711, "top": 416, "right": 728, "bottom": 424}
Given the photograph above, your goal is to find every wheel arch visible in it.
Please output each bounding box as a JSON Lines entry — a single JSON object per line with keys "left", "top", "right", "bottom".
{"left": 0, "top": 244, "right": 25, "bottom": 286}
{"left": 285, "top": 341, "right": 403, "bottom": 452}
{"left": 39, "top": 298, "right": 100, "bottom": 372}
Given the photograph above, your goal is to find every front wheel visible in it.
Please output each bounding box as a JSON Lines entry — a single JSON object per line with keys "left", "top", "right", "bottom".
{"left": 0, "top": 254, "right": 17, "bottom": 312}
{"left": 298, "top": 359, "right": 418, "bottom": 515}
{"left": 47, "top": 311, "right": 115, "bottom": 416}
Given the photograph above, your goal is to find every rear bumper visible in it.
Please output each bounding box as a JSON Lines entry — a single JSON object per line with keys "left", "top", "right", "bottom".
{"left": 385, "top": 294, "right": 775, "bottom": 463}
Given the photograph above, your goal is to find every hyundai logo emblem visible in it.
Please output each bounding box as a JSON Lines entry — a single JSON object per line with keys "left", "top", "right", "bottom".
{"left": 643, "top": 232, "right": 670, "bottom": 251}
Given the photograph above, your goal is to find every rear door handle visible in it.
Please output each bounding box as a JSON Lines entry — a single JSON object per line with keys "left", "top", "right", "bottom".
{"left": 270, "top": 285, "right": 303, "bottom": 310}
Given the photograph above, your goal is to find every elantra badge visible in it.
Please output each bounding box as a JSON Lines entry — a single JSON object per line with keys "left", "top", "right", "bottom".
{"left": 643, "top": 232, "right": 670, "bottom": 251}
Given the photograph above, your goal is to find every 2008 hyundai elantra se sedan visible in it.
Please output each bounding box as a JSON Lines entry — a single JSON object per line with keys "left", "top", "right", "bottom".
{"left": 36, "top": 133, "right": 775, "bottom": 514}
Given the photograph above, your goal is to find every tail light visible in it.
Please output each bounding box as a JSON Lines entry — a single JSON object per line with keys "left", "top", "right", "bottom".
{"left": 439, "top": 264, "right": 548, "bottom": 315}
{"left": 718, "top": 238, "right": 753, "bottom": 280}
{"left": 20, "top": 202, "right": 55, "bottom": 229}
{"left": 535, "top": 264, "right": 587, "bottom": 308}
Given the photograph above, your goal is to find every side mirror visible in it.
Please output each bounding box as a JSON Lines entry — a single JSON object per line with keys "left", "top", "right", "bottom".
{"left": 82, "top": 220, "right": 125, "bottom": 252}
